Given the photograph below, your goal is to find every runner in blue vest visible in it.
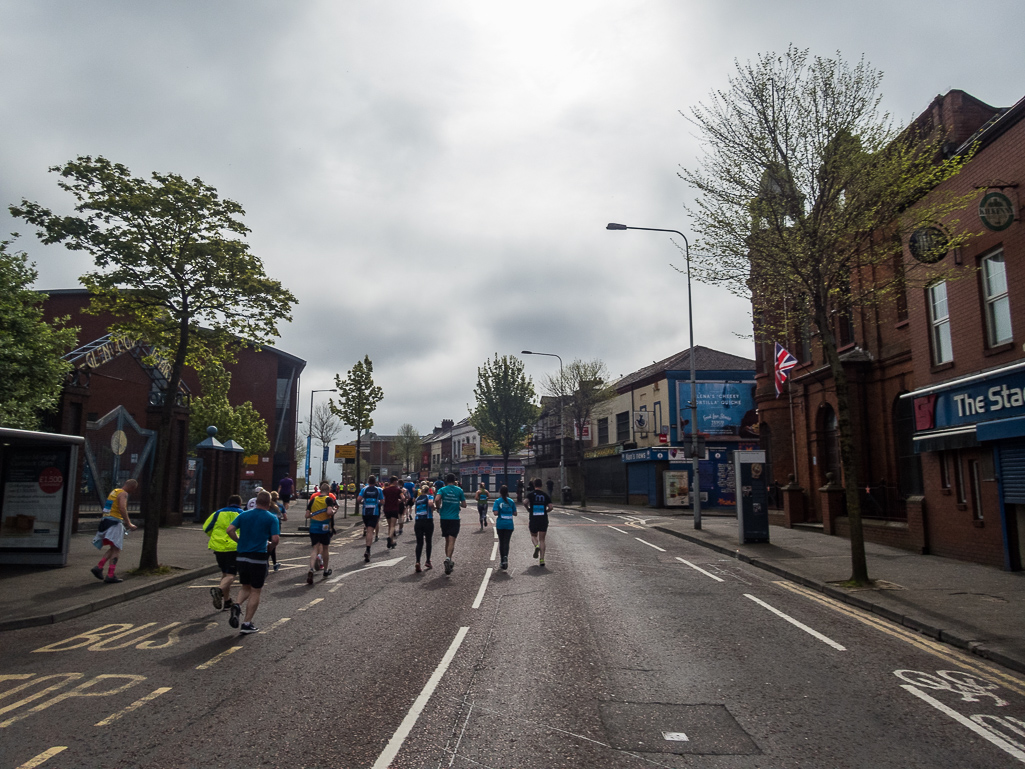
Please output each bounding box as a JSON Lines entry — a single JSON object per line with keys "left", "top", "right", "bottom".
{"left": 413, "top": 484, "right": 435, "bottom": 572}
{"left": 434, "top": 473, "right": 467, "bottom": 575}
{"left": 358, "top": 475, "right": 383, "bottom": 562}
{"left": 492, "top": 484, "right": 517, "bottom": 570}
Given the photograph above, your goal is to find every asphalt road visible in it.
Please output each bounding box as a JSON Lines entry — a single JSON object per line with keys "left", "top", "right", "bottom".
{"left": 3, "top": 508, "right": 1025, "bottom": 768}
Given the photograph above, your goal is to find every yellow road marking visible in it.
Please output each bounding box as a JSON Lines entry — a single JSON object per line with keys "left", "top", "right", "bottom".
{"left": 299, "top": 598, "right": 324, "bottom": 611}
{"left": 196, "top": 646, "right": 242, "bottom": 670}
{"left": 774, "top": 581, "right": 1025, "bottom": 696}
{"left": 95, "top": 687, "right": 172, "bottom": 726}
{"left": 15, "top": 747, "right": 67, "bottom": 768}
{"left": 263, "top": 617, "right": 291, "bottom": 633}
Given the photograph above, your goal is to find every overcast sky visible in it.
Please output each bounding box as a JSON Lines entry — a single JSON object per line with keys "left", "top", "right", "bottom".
{"left": 2, "top": 1, "right": 1023, "bottom": 443}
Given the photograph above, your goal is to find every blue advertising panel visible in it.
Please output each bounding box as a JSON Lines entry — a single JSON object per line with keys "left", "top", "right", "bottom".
{"left": 913, "top": 365, "right": 1025, "bottom": 432}
{"left": 678, "top": 380, "right": 758, "bottom": 438}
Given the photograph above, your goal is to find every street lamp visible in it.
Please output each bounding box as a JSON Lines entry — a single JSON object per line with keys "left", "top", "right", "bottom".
{"left": 521, "top": 350, "right": 565, "bottom": 500}
{"left": 306, "top": 388, "right": 336, "bottom": 490}
{"left": 606, "top": 223, "right": 702, "bottom": 530}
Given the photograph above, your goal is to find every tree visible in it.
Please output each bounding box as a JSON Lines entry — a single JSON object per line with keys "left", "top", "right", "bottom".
{"left": 542, "top": 358, "right": 612, "bottom": 508}
{"left": 305, "top": 402, "right": 341, "bottom": 482}
{"left": 330, "top": 355, "right": 383, "bottom": 484}
{"left": 0, "top": 240, "right": 79, "bottom": 429}
{"left": 470, "top": 355, "right": 539, "bottom": 486}
{"left": 680, "top": 48, "right": 973, "bottom": 584}
{"left": 188, "top": 360, "right": 271, "bottom": 456}
{"left": 11, "top": 156, "right": 296, "bottom": 569}
{"left": 390, "top": 423, "right": 422, "bottom": 475}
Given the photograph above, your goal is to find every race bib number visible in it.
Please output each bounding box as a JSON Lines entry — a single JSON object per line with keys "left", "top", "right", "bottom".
{"left": 532, "top": 505, "right": 546, "bottom": 516}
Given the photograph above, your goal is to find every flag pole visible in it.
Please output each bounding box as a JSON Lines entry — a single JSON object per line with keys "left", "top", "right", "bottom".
{"left": 783, "top": 296, "right": 799, "bottom": 486}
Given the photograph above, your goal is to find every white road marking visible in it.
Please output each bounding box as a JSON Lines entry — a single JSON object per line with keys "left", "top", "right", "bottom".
{"left": 493, "top": 526, "right": 498, "bottom": 540}
{"left": 372, "top": 627, "right": 470, "bottom": 769}
{"left": 490, "top": 542, "right": 498, "bottom": 561}
{"left": 581, "top": 516, "right": 597, "bottom": 522}
{"left": 196, "top": 646, "right": 243, "bottom": 670}
{"left": 675, "top": 557, "right": 725, "bottom": 582}
{"left": 326, "top": 556, "right": 406, "bottom": 592}
{"left": 607, "top": 526, "right": 629, "bottom": 534}
{"left": 662, "top": 732, "right": 689, "bottom": 742}
{"left": 635, "top": 538, "right": 666, "bottom": 552}
{"left": 901, "top": 685, "right": 1025, "bottom": 763}
{"left": 472, "top": 569, "right": 493, "bottom": 609}
{"left": 94, "top": 687, "right": 171, "bottom": 725}
{"left": 744, "top": 594, "right": 846, "bottom": 651}
{"left": 14, "top": 747, "right": 67, "bottom": 768}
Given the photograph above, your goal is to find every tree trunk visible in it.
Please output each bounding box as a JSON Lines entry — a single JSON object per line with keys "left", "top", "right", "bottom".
{"left": 817, "top": 309, "right": 870, "bottom": 584}
{"left": 355, "top": 431, "right": 362, "bottom": 483}
{"left": 502, "top": 451, "right": 509, "bottom": 490}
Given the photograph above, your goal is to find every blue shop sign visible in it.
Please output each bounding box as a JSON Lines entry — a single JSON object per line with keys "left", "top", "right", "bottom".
{"left": 622, "top": 448, "right": 671, "bottom": 463}
{"left": 912, "top": 362, "right": 1025, "bottom": 431}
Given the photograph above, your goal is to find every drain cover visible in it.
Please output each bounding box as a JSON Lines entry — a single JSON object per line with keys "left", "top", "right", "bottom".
{"left": 599, "top": 703, "right": 760, "bottom": 755}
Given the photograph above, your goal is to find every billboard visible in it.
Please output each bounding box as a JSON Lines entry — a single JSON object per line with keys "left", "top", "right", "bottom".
{"left": 678, "top": 380, "right": 758, "bottom": 438}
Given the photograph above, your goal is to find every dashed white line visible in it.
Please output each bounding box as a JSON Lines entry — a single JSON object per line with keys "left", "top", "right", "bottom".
{"left": 581, "top": 516, "right": 597, "bottom": 522}
{"left": 607, "top": 526, "right": 629, "bottom": 534}
{"left": 372, "top": 627, "right": 470, "bottom": 769}
{"left": 901, "top": 685, "right": 1025, "bottom": 762}
{"left": 744, "top": 594, "right": 846, "bottom": 651}
{"left": 472, "top": 568, "right": 493, "bottom": 609}
{"left": 635, "top": 538, "right": 666, "bottom": 552}
{"left": 490, "top": 542, "right": 498, "bottom": 561}
{"left": 675, "top": 557, "right": 725, "bottom": 582}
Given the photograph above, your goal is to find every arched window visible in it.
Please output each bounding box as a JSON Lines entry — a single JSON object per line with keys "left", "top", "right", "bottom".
{"left": 817, "top": 404, "right": 840, "bottom": 485}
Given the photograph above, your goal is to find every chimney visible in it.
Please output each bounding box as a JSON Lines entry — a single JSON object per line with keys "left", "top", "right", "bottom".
{"left": 441, "top": 419, "right": 454, "bottom": 431}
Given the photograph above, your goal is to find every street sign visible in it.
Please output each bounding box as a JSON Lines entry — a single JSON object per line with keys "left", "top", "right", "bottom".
{"left": 334, "top": 445, "right": 357, "bottom": 463}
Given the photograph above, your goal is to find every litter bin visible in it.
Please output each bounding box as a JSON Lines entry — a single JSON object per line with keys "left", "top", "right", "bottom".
{"left": 561, "top": 486, "right": 572, "bottom": 505}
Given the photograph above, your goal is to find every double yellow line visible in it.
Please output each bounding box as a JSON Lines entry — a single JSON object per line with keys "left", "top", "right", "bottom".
{"left": 774, "top": 581, "right": 1025, "bottom": 698}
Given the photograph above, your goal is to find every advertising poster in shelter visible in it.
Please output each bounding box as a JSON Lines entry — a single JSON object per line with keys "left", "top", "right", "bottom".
{"left": 678, "top": 380, "right": 758, "bottom": 438}
{"left": 0, "top": 447, "right": 71, "bottom": 551}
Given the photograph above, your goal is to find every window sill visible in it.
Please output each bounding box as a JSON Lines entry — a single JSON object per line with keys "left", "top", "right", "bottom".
{"left": 895, "top": 319, "right": 910, "bottom": 329}
{"left": 940, "top": 488, "right": 952, "bottom": 496}
{"left": 972, "top": 519, "right": 985, "bottom": 528}
{"left": 931, "top": 361, "right": 956, "bottom": 374}
{"left": 984, "top": 342, "right": 1015, "bottom": 357}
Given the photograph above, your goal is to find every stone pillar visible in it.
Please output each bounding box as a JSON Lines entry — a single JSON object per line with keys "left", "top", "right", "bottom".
{"left": 781, "top": 474, "right": 805, "bottom": 528}
{"left": 906, "top": 495, "right": 928, "bottom": 554}
{"left": 819, "top": 472, "right": 845, "bottom": 536}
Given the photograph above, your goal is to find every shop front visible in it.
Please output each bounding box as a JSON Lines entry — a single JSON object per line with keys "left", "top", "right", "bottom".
{"left": 458, "top": 459, "right": 524, "bottom": 493}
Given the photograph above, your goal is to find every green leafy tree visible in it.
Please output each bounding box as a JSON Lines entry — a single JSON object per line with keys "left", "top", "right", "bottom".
{"left": 390, "top": 423, "right": 422, "bottom": 474}
{"left": 0, "top": 240, "right": 78, "bottom": 428}
{"left": 11, "top": 156, "right": 296, "bottom": 569}
{"left": 543, "top": 359, "right": 612, "bottom": 508}
{"left": 330, "top": 355, "right": 383, "bottom": 483}
{"left": 471, "top": 354, "right": 539, "bottom": 486}
{"left": 188, "top": 361, "right": 271, "bottom": 456}
{"left": 680, "top": 48, "right": 974, "bottom": 584}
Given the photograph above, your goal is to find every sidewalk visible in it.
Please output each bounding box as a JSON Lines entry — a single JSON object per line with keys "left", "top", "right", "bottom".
{"left": 557, "top": 502, "right": 1025, "bottom": 675}
{"left": 0, "top": 506, "right": 364, "bottom": 632}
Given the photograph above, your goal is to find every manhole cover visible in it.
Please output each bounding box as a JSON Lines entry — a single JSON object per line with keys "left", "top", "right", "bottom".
{"left": 599, "top": 702, "right": 760, "bottom": 755}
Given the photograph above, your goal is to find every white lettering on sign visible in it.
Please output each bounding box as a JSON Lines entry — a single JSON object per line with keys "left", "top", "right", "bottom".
{"left": 953, "top": 383, "right": 1025, "bottom": 418}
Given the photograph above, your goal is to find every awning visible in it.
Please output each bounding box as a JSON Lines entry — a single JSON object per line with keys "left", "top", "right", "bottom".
{"left": 913, "top": 425, "right": 979, "bottom": 453}
{"left": 977, "top": 415, "right": 1025, "bottom": 442}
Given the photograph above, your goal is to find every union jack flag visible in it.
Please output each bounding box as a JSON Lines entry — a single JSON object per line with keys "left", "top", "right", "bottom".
{"left": 774, "top": 342, "right": 798, "bottom": 397}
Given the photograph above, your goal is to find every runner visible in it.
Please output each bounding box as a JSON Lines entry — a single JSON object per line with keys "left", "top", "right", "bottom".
{"left": 413, "top": 484, "right": 435, "bottom": 572}
{"left": 434, "top": 473, "right": 466, "bottom": 575}
{"left": 277, "top": 473, "right": 294, "bottom": 513}
{"left": 225, "top": 490, "right": 281, "bottom": 634}
{"left": 475, "top": 483, "right": 489, "bottom": 530}
{"left": 492, "top": 484, "right": 517, "bottom": 570}
{"left": 381, "top": 476, "right": 404, "bottom": 548}
{"left": 305, "top": 481, "right": 337, "bottom": 583}
{"left": 358, "top": 475, "right": 383, "bottom": 562}
{"left": 403, "top": 477, "right": 416, "bottom": 522}
{"left": 90, "top": 479, "right": 139, "bottom": 583}
{"left": 269, "top": 491, "right": 287, "bottom": 571}
{"left": 527, "top": 477, "right": 553, "bottom": 567}
{"left": 203, "top": 494, "right": 244, "bottom": 609}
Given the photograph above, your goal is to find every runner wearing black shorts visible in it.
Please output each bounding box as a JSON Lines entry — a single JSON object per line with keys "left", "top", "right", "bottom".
{"left": 413, "top": 485, "right": 434, "bottom": 572}
{"left": 527, "top": 478, "right": 552, "bottom": 567}
{"left": 359, "top": 476, "right": 383, "bottom": 562}
{"left": 225, "top": 491, "right": 280, "bottom": 634}
{"left": 434, "top": 473, "right": 467, "bottom": 575}
{"left": 382, "top": 476, "right": 404, "bottom": 549}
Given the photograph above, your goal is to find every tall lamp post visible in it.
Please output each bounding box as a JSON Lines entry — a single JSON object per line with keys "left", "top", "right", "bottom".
{"left": 606, "top": 223, "right": 702, "bottom": 530}
{"left": 306, "top": 388, "right": 336, "bottom": 491}
{"left": 521, "top": 350, "right": 565, "bottom": 499}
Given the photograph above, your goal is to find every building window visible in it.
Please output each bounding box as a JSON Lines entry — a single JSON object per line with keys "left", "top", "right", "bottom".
{"left": 615, "top": 411, "right": 630, "bottom": 443}
{"left": 968, "top": 459, "right": 984, "bottom": 520}
{"left": 953, "top": 450, "right": 966, "bottom": 505}
{"left": 597, "top": 417, "right": 609, "bottom": 445}
{"left": 894, "top": 395, "right": 923, "bottom": 497}
{"left": 928, "top": 281, "right": 953, "bottom": 364}
{"left": 938, "top": 451, "right": 951, "bottom": 490}
{"left": 982, "top": 250, "right": 1012, "bottom": 346}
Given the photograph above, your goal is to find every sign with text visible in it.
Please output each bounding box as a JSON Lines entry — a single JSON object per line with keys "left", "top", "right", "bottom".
{"left": 334, "top": 445, "right": 357, "bottom": 463}
{"left": 678, "top": 381, "right": 758, "bottom": 437}
{"left": 912, "top": 362, "right": 1025, "bottom": 432}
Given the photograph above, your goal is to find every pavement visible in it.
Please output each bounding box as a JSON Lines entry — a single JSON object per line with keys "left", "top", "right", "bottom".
{"left": 0, "top": 501, "right": 365, "bottom": 631}
{"left": 562, "top": 501, "right": 1025, "bottom": 675}
{"left": 3, "top": 497, "right": 1024, "bottom": 677}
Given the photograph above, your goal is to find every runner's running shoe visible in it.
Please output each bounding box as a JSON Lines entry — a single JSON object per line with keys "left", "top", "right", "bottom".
{"left": 210, "top": 587, "right": 223, "bottom": 610}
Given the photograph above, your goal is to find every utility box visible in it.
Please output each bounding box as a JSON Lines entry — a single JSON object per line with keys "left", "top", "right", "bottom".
{"left": 734, "top": 450, "right": 769, "bottom": 544}
{"left": 0, "top": 428, "right": 84, "bottom": 566}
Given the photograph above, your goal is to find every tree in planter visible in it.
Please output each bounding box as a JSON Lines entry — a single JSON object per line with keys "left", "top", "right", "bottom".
{"left": 390, "top": 423, "right": 423, "bottom": 475}
{"left": 0, "top": 240, "right": 78, "bottom": 429}
{"left": 470, "top": 354, "right": 539, "bottom": 487}
{"left": 305, "top": 402, "right": 341, "bottom": 483}
{"left": 188, "top": 361, "right": 271, "bottom": 455}
{"left": 330, "top": 356, "right": 383, "bottom": 484}
{"left": 542, "top": 359, "right": 612, "bottom": 507}
{"left": 680, "top": 48, "right": 974, "bottom": 584}
{"left": 11, "top": 156, "right": 296, "bottom": 570}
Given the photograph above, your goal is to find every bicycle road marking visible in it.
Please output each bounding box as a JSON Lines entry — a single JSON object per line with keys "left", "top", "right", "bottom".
{"left": 744, "top": 594, "right": 846, "bottom": 651}
{"left": 95, "top": 687, "right": 171, "bottom": 726}
{"left": 472, "top": 569, "right": 493, "bottom": 609}
{"left": 196, "top": 646, "right": 242, "bottom": 670}
{"left": 14, "top": 747, "right": 67, "bottom": 768}
{"left": 675, "top": 557, "right": 726, "bottom": 582}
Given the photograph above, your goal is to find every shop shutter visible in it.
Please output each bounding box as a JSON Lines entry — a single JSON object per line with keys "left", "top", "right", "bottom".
{"left": 1000, "top": 441, "right": 1025, "bottom": 504}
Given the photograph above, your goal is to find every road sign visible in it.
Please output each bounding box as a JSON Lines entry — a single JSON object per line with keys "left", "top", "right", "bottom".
{"left": 334, "top": 445, "right": 357, "bottom": 463}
